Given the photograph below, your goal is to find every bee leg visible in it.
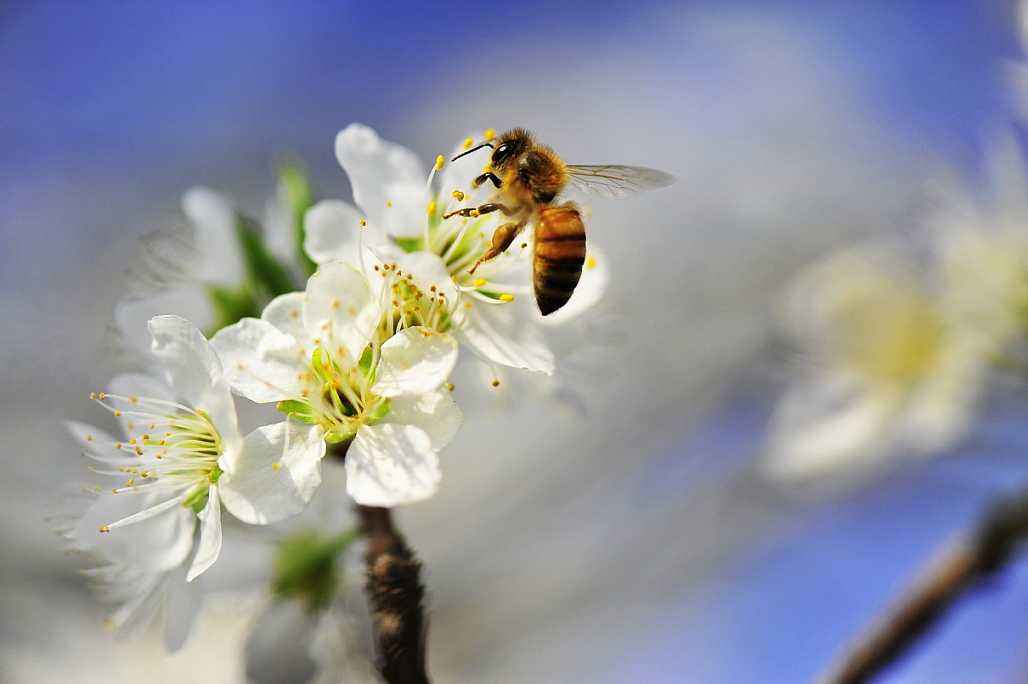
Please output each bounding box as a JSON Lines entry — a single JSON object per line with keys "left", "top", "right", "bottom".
{"left": 468, "top": 220, "right": 525, "bottom": 274}
{"left": 443, "top": 202, "right": 518, "bottom": 220}
{"left": 472, "top": 172, "right": 502, "bottom": 189}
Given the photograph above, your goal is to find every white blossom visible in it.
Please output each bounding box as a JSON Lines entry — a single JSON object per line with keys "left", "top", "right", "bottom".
{"left": 304, "top": 123, "right": 610, "bottom": 382}
{"left": 211, "top": 261, "right": 461, "bottom": 506}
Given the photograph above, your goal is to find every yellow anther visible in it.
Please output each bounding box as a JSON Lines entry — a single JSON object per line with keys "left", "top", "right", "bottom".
{"left": 386, "top": 199, "right": 393, "bottom": 208}
{"left": 484, "top": 128, "right": 496, "bottom": 140}
{"left": 134, "top": 447, "right": 143, "bottom": 456}
{"left": 98, "top": 392, "right": 107, "bottom": 400}
{"left": 85, "top": 434, "right": 94, "bottom": 442}
{"left": 427, "top": 200, "right": 437, "bottom": 216}
{"left": 586, "top": 255, "right": 598, "bottom": 270}
{"left": 464, "top": 301, "right": 473, "bottom": 309}
{"left": 491, "top": 379, "right": 501, "bottom": 388}
{"left": 446, "top": 382, "right": 455, "bottom": 392}
{"left": 99, "top": 525, "right": 110, "bottom": 534}
{"left": 360, "top": 218, "right": 367, "bottom": 227}
{"left": 473, "top": 278, "right": 487, "bottom": 287}
{"left": 331, "top": 298, "right": 341, "bottom": 310}
{"left": 89, "top": 392, "right": 97, "bottom": 400}
{"left": 434, "top": 154, "right": 445, "bottom": 170}
{"left": 452, "top": 189, "right": 465, "bottom": 201}
{"left": 272, "top": 462, "right": 282, "bottom": 471}
{"left": 499, "top": 293, "right": 515, "bottom": 302}
{"left": 113, "top": 410, "right": 122, "bottom": 417}
{"left": 463, "top": 136, "right": 474, "bottom": 149}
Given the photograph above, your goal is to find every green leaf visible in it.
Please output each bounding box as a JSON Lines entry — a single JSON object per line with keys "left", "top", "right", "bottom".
{"left": 235, "top": 213, "right": 299, "bottom": 299}
{"left": 278, "top": 163, "right": 318, "bottom": 277}
{"left": 206, "top": 284, "right": 262, "bottom": 334}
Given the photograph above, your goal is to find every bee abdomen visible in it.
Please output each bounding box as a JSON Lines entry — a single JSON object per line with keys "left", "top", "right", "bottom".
{"left": 533, "top": 204, "right": 586, "bottom": 316}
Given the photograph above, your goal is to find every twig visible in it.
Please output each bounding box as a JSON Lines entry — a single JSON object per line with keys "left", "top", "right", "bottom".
{"left": 357, "top": 505, "right": 430, "bottom": 684}
{"left": 821, "top": 483, "right": 1028, "bottom": 684}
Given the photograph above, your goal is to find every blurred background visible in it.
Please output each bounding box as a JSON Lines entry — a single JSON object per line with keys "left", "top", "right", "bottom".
{"left": 3, "top": 1, "right": 1028, "bottom": 682}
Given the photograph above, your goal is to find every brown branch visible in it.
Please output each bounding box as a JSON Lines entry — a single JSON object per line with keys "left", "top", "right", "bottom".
{"left": 821, "top": 484, "right": 1028, "bottom": 684}
{"left": 357, "top": 505, "right": 430, "bottom": 684}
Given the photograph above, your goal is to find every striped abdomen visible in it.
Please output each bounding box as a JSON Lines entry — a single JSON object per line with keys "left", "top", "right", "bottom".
{"left": 533, "top": 203, "right": 586, "bottom": 316}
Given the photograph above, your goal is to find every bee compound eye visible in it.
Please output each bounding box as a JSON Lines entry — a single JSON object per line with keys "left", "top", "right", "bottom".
{"left": 492, "top": 143, "right": 512, "bottom": 163}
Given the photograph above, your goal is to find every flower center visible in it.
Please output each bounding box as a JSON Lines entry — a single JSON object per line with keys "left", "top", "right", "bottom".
{"left": 277, "top": 344, "right": 390, "bottom": 444}
{"left": 89, "top": 391, "right": 224, "bottom": 513}
{"left": 372, "top": 262, "right": 453, "bottom": 338}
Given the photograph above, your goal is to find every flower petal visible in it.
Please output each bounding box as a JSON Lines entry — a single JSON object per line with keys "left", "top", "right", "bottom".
{"left": 219, "top": 422, "right": 326, "bottom": 525}
{"left": 187, "top": 485, "right": 223, "bottom": 582}
{"left": 182, "top": 186, "right": 244, "bottom": 287}
{"left": 211, "top": 317, "right": 306, "bottom": 403}
{"left": 335, "top": 123, "right": 426, "bottom": 229}
{"left": 163, "top": 565, "right": 203, "bottom": 652}
{"left": 262, "top": 292, "right": 310, "bottom": 344}
{"left": 346, "top": 424, "right": 440, "bottom": 506}
{"left": 304, "top": 200, "right": 370, "bottom": 265}
{"left": 384, "top": 391, "right": 462, "bottom": 451}
{"left": 374, "top": 327, "right": 457, "bottom": 397}
{"left": 459, "top": 301, "right": 555, "bottom": 375}
{"left": 303, "top": 261, "right": 378, "bottom": 364}
{"left": 148, "top": 315, "right": 240, "bottom": 447}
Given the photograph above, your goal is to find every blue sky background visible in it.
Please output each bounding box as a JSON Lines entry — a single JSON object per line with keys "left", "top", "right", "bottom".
{"left": 4, "top": 1, "right": 1028, "bottom": 682}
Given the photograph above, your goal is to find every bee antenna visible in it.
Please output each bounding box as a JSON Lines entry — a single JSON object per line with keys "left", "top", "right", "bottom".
{"left": 451, "top": 142, "right": 494, "bottom": 162}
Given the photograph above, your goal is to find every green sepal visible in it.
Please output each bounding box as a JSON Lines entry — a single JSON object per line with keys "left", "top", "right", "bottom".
{"left": 323, "top": 428, "right": 355, "bottom": 444}
{"left": 393, "top": 236, "right": 424, "bottom": 253}
{"left": 272, "top": 529, "right": 360, "bottom": 611}
{"left": 183, "top": 484, "right": 210, "bottom": 514}
{"left": 278, "top": 163, "right": 318, "bottom": 277}
{"left": 276, "top": 399, "right": 317, "bottom": 424}
{"left": 206, "top": 284, "right": 262, "bottom": 334}
{"left": 366, "top": 398, "right": 391, "bottom": 424}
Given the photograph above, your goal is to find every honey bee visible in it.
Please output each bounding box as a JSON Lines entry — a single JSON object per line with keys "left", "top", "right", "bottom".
{"left": 445, "top": 128, "right": 674, "bottom": 315}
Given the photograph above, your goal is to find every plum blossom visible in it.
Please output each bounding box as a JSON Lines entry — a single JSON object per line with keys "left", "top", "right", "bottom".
{"left": 303, "top": 123, "right": 610, "bottom": 381}
{"left": 211, "top": 261, "right": 461, "bottom": 507}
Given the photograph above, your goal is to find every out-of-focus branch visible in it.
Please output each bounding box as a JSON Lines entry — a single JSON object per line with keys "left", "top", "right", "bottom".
{"left": 821, "top": 483, "right": 1028, "bottom": 684}
{"left": 357, "top": 505, "right": 430, "bottom": 684}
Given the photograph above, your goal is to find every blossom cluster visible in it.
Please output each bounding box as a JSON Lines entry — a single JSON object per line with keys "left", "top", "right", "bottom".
{"left": 61, "top": 125, "right": 607, "bottom": 654}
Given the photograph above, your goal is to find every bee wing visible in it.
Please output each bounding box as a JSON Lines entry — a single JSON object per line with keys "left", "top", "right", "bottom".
{"left": 566, "top": 164, "right": 675, "bottom": 199}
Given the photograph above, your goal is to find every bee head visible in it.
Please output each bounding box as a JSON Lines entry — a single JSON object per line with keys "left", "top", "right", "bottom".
{"left": 490, "top": 129, "right": 532, "bottom": 170}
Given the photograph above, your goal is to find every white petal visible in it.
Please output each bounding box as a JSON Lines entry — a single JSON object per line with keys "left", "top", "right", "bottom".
{"left": 210, "top": 317, "right": 307, "bottom": 403}
{"left": 346, "top": 424, "right": 440, "bottom": 506}
{"left": 538, "top": 246, "right": 609, "bottom": 325}
{"left": 396, "top": 250, "right": 459, "bottom": 303}
{"left": 335, "top": 123, "right": 426, "bottom": 229}
{"left": 219, "top": 422, "right": 326, "bottom": 525}
{"left": 163, "top": 565, "right": 203, "bottom": 652}
{"left": 75, "top": 491, "right": 195, "bottom": 573}
{"left": 374, "top": 328, "right": 457, "bottom": 397}
{"left": 384, "top": 391, "right": 462, "bottom": 451}
{"left": 148, "top": 316, "right": 240, "bottom": 447}
{"left": 187, "top": 486, "right": 223, "bottom": 581}
{"left": 765, "top": 376, "right": 901, "bottom": 481}
{"left": 304, "top": 200, "right": 370, "bottom": 264}
{"left": 379, "top": 181, "right": 431, "bottom": 239}
{"left": 262, "top": 292, "right": 310, "bottom": 343}
{"left": 459, "top": 301, "right": 555, "bottom": 374}
{"left": 303, "top": 261, "right": 378, "bottom": 364}
{"left": 182, "top": 186, "right": 244, "bottom": 287}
